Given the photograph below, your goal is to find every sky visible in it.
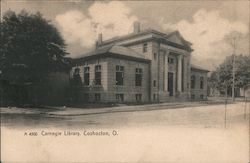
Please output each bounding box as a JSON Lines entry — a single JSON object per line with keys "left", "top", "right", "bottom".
{"left": 2, "top": 0, "right": 250, "bottom": 70}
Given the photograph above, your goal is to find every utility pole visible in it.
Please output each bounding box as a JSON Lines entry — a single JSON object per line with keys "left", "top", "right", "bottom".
{"left": 227, "top": 33, "right": 241, "bottom": 102}
{"left": 0, "top": 70, "right": 2, "bottom": 107}
{"left": 224, "top": 84, "right": 228, "bottom": 128}
{"left": 232, "top": 37, "right": 236, "bottom": 102}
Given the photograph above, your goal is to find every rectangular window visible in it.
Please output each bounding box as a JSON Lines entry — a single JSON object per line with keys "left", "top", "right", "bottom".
{"left": 135, "top": 68, "right": 143, "bottom": 86}
{"left": 153, "top": 80, "right": 156, "bottom": 87}
{"left": 200, "top": 94, "right": 204, "bottom": 100}
{"left": 72, "top": 68, "right": 81, "bottom": 85}
{"left": 95, "top": 65, "right": 101, "bottom": 85}
{"left": 135, "top": 94, "right": 142, "bottom": 102}
{"left": 116, "top": 94, "right": 124, "bottom": 102}
{"left": 153, "top": 94, "right": 157, "bottom": 101}
{"left": 143, "top": 43, "right": 148, "bottom": 53}
{"left": 84, "top": 67, "right": 90, "bottom": 85}
{"left": 74, "top": 68, "right": 80, "bottom": 75}
{"left": 153, "top": 53, "right": 157, "bottom": 60}
{"left": 200, "top": 77, "right": 204, "bottom": 89}
{"left": 191, "top": 94, "right": 195, "bottom": 99}
{"left": 191, "top": 75, "right": 195, "bottom": 89}
{"left": 116, "top": 65, "right": 124, "bottom": 85}
{"left": 95, "top": 93, "right": 101, "bottom": 101}
{"left": 168, "top": 57, "right": 174, "bottom": 64}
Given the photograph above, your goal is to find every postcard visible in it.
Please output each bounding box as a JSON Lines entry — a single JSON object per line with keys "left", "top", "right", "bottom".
{"left": 1, "top": 0, "right": 249, "bottom": 162}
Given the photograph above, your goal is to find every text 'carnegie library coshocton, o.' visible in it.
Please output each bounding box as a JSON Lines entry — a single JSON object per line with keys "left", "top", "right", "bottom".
{"left": 23, "top": 130, "right": 119, "bottom": 137}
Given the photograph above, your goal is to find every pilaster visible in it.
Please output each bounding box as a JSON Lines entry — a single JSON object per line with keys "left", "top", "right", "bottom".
{"left": 177, "top": 55, "right": 183, "bottom": 92}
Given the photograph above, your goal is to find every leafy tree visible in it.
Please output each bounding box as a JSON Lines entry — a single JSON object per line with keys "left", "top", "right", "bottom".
{"left": 0, "top": 10, "right": 69, "bottom": 84}
{"left": 0, "top": 10, "right": 70, "bottom": 105}
{"left": 208, "top": 70, "right": 220, "bottom": 93}
{"left": 209, "top": 54, "right": 250, "bottom": 95}
{"left": 67, "top": 68, "right": 82, "bottom": 103}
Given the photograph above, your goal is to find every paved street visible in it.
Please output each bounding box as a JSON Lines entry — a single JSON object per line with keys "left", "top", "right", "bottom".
{"left": 1, "top": 102, "right": 250, "bottom": 162}
{"left": 1, "top": 101, "right": 249, "bottom": 129}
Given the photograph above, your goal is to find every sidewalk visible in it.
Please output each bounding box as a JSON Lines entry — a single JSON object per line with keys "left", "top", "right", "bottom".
{"left": 1, "top": 100, "right": 236, "bottom": 117}
{"left": 47, "top": 100, "right": 233, "bottom": 116}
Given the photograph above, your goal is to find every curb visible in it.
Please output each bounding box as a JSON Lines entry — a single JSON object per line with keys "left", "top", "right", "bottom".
{"left": 48, "top": 102, "right": 235, "bottom": 117}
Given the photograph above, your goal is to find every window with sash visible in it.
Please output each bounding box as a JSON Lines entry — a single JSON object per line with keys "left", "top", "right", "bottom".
{"left": 135, "top": 68, "right": 143, "bottom": 86}
{"left": 84, "top": 67, "right": 90, "bottom": 85}
{"left": 191, "top": 75, "right": 195, "bottom": 89}
{"left": 143, "top": 43, "right": 148, "bottom": 53}
{"left": 116, "top": 94, "right": 124, "bottom": 102}
{"left": 135, "top": 94, "right": 142, "bottom": 102}
{"left": 116, "top": 65, "right": 124, "bottom": 85}
{"left": 95, "top": 93, "right": 101, "bottom": 101}
{"left": 200, "top": 77, "right": 204, "bottom": 89}
{"left": 95, "top": 65, "right": 101, "bottom": 85}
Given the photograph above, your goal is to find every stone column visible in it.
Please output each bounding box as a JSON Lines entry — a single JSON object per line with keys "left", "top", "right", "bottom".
{"left": 177, "top": 55, "right": 183, "bottom": 92}
{"left": 164, "top": 52, "right": 169, "bottom": 91}
{"left": 186, "top": 53, "right": 191, "bottom": 98}
{"left": 183, "top": 56, "right": 187, "bottom": 92}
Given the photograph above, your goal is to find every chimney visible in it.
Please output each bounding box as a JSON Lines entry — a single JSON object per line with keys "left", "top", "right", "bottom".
{"left": 133, "top": 21, "right": 140, "bottom": 34}
{"left": 98, "top": 33, "right": 102, "bottom": 44}
{"left": 96, "top": 33, "right": 102, "bottom": 49}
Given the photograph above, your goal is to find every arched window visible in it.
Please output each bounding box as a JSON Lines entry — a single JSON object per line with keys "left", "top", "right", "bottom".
{"left": 191, "top": 75, "right": 195, "bottom": 89}
{"left": 200, "top": 77, "right": 204, "bottom": 89}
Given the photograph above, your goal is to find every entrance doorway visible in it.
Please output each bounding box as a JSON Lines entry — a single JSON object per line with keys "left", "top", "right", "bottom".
{"left": 168, "top": 72, "right": 174, "bottom": 96}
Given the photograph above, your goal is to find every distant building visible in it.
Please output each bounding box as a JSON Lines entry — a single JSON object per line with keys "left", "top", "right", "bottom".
{"left": 190, "top": 65, "right": 209, "bottom": 100}
{"left": 71, "top": 22, "right": 209, "bottom": 103}
{"left": 243, "top": 84, "right": 250, "bottom": 98}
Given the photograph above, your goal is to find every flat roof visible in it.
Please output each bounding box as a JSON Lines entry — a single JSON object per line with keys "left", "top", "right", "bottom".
{"left": 191, "top": 64, "right": 209, "bottom": 72}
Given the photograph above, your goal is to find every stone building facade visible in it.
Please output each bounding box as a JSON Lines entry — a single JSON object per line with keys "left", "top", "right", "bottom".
{"left": 190, "top": 65, "right": 209, "bottom": 100}
{"left": 243, "top": 84, "right": 250, "bottom": 98}
{"left": 71, "top": 22, "right": 209, "bottom": 103}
